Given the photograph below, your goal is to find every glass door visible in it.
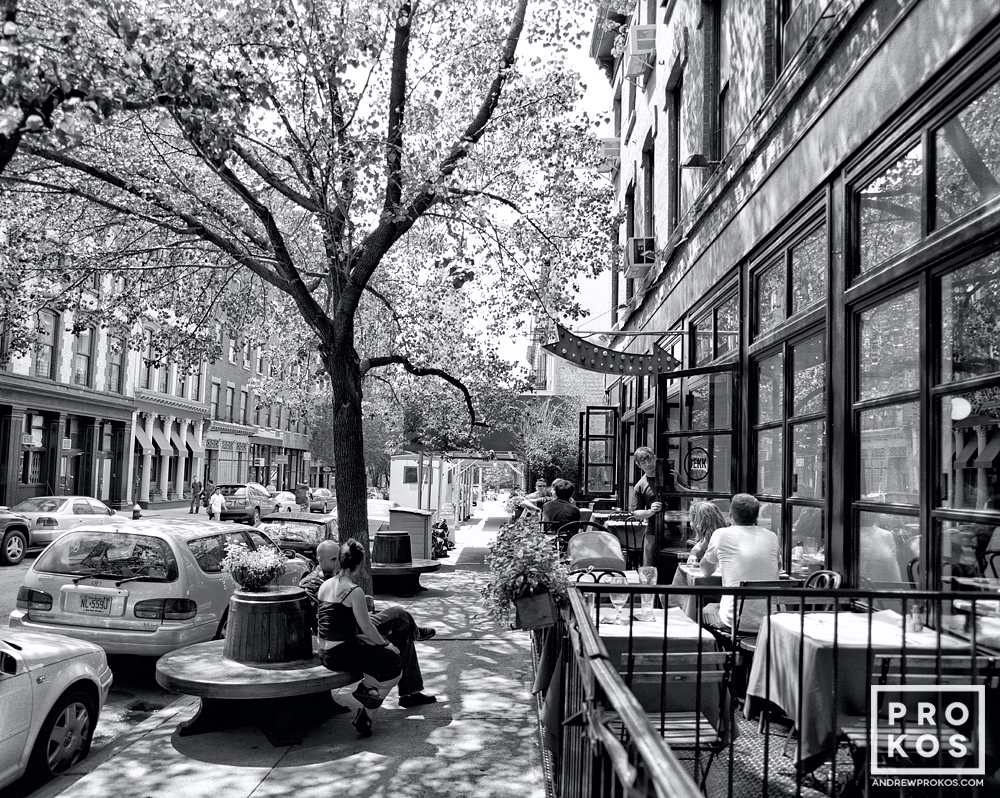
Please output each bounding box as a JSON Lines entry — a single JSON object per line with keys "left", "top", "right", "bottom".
{"left": 578, "top": 406, "right": 619, "bottom": 498}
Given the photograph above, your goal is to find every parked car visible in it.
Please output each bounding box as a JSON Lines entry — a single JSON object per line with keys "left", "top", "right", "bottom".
{"left": 271, "top": 491, "right": 299, "bottom": 512}
{"left": 1, "top": 508, "right": 32, "bottom": 566}
{"left": 7, "top": 518, "right": 307, "bottom": 656}
{"left": 0, "top": 630, "right": 113, "bottom": 789}
{"left": 259, "top": 512, "right": 338, "bottom": 562}
{"left": 3, "top": 497, "right": 118, "bottom": 563}
{"left": 308, "top": 488, "right": 335, "bottom": 514}
{"left": 215, "top": 483, "right": 277, "bottom": 525}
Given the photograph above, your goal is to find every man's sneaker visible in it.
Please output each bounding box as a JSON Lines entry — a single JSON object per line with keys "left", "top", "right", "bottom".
{"left": 399, "top": 692, "right": 437, "bottom": 708}
{"left": 415, "top": 627, "right": 437, "bottom": 642}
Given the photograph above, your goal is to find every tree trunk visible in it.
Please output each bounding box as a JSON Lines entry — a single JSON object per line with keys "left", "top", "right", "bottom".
{"left": 416, "top": 451, "right": 424, "bottom": 509}
{"left": 323, "top": 341, "right": 372, "bottom": 594}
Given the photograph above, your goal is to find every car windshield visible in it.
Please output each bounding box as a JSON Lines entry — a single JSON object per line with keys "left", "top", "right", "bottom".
{"left": 34, "top": 531, "right": 179, "bottom": 581}
{"left": 217, "top": 485, "right": 247, "bottom": 497}
{"left": 260, "top": 522, "right": 323, "bottom": 544}
{"left": 312, "top": 490, "right": 332, "bottom": 498}
{"left": 12, "top": 497, "right": 66, "bottom": 513}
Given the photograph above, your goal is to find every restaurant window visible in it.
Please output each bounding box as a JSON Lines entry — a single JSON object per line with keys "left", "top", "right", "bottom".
{"left": 752, "top": 330, "right": 826, "bottom": 571}
{"left": 106, "top": 338, "right": 124, "bottom": 394}
{"left": 32, "top": 310, "right": 58, "bottom": 379}
{"left": 225, "top": 387, "right": 235, "bottom": 423}
{"left": 691, "top": 290, "right": 738, "bottom": 367}
{"left": 754, "top": 221, "right": 827, "bottom": 339}
{"left": 857, "top": 143, "right": 923, "bottom": 274}
{"left": 70, "top": 328, "right": 93, "bottom": 387}
{"left": 239, "top": 391, "right": 248, "bottom": 425}
{"left": 210, "top": 382, "right": 220, "bottom": 421}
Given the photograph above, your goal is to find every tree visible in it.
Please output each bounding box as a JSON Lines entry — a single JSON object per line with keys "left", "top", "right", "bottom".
{"left": 2, "top": 1, "right": 612, "bottom": 581}
{"left": 517, "top": 396, "right": 580, "bottom": 487}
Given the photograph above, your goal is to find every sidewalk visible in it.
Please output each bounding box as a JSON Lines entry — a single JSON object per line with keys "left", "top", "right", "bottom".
{"left": 50, "top": 504, "right": 544, "bottom": 798}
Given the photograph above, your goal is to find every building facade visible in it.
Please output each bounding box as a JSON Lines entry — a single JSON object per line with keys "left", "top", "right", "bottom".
{"left": 590, "top": 0, "right": 1000, "bottom": 590}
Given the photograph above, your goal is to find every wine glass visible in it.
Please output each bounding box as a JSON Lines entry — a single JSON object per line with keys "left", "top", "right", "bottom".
{"left": 607, "top": 575, "right": 628, "bottom": 625}
{"left": 636, "top": 566, "right": 657, "bottom": 621}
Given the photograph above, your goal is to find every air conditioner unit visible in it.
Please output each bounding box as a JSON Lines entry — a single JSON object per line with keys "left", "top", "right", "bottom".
{"left": 624, "top": 237, "right": 657, "bottom": 279}
{"left": 597, "top": 137, "right": 620, "bottom": 173}
{"left": 625, "top": 25, "right": 656, "bottom": 78}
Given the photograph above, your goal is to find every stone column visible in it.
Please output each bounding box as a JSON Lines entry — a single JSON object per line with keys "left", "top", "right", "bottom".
{"left": 0, "top": 407, "right": 26, "bottom": 507}
{"left": 193, "top": 420, "right": 206, "bottom": 484}
{"left": 139, "top": 414, "right": 153, "bottom": 505}
{"left": 158, "top": 416, "right": 173, "bottom": 500}
{"left": 44, "top": 413, "right": 63, "bottom": 495}
{"left": 175, "top": 421, "right": 189, "bottom": 499}
{"left": 109, "top": 422, "right": 129, "bottom": 509}
{"left": 79, "top": 419, "right": 102, "bottom": 498}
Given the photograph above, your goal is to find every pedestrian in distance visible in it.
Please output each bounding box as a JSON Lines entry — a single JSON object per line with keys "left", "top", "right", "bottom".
{"left": 203, "top": 478, "right": 214, "bottom": 508}
{"left": 207, "top": 487, "right": 226, "bottom": 521}
{"left": 189, "top": 477, "right": 203, "bottom": 514}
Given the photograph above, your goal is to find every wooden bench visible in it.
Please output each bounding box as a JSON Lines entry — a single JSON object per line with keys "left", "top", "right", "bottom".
{"left": 155, "top": 639, "right": 355, "bottom": 746}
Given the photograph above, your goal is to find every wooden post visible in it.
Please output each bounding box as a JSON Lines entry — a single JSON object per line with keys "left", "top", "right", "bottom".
{"left": 416, "top": 451, "right": 424, "bottom": 509}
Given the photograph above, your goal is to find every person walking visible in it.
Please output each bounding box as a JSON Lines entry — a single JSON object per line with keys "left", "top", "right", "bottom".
{"left": 189, "top": 477, "right": 203, "bottom": 514}
{"left": 207, "top": 487, "right": 226, "bottom": 521}
{"left": 203, "top": 478, "right": 215, "bottom": 510}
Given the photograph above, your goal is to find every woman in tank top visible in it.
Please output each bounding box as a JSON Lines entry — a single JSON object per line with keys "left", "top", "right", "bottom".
{"left": 317, "top": 538, "right": 402, "bottom": 737}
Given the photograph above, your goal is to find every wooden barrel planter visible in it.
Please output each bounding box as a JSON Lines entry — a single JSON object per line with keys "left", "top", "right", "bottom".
{"left": 223, "top": 586, "right": 313, "bottom": 665}
{"left": 372, "top": 531, "right": 412, "bottom": 565}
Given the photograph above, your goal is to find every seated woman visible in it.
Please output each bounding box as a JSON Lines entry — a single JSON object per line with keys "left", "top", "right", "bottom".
{"left": 669, "top": 501, "right": 728, "bottom": 614}
{"left": 317, "top": 538, "right": 403, "bottom": 737}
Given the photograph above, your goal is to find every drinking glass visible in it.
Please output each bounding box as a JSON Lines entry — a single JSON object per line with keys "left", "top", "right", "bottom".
{"left": 637, "top": 566, "right": 657, "bottom": 621}
{"left": 607, "top": 575, "right": 628, "bottom": 624}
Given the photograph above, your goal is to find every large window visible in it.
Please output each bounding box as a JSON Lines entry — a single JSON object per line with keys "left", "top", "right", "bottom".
{"left": 142, "top": 331, "right": 155, "bottom": 389}
{"left": 691, "top": 291, "right": 738, "bottom": 367}
{"left": 239, "top": 390, "right": 248, "bottom": 425}
{"left": 752, "top": 331, "right": 826, "bottom": 572}
{"left": 70, "top": 328, "right": 93, "bottom": 386}
{"left": 210, "top": 382, "right": 221, "bottom": 421}
{"left": 753, "top": 221, "right": 827, "bottom": 338}
{"left": 225, "top": 387, "right": 235, "bottom": 423}
{"left": 32, "top": 311, "right": 58, "bottom": 379}
{"left": 107, "top": 338, "right": 124, "bottom": 394}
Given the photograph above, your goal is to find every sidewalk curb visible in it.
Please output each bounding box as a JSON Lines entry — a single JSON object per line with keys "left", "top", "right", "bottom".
{"left": 38, "top": 695, "right": 198, "bottom": 798}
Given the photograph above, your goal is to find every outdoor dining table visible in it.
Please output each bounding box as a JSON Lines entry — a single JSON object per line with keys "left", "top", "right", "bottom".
{"left": 745, "top": 610, "right": 973, "bottom": 774}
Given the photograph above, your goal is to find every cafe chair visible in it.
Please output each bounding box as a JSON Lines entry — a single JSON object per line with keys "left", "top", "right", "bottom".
{"left": 614, "top": 516, "right": 646, "bottom": 570}
{"left": 610, "top": 649, "right": 732, "bottom": 790}
{"left": 801, "top": 568, "right": 843, "bottom": 612}
{"left": 839, "top": 654, "right": 1000, "bottom": 793}
{"left": 986, "top": 550, "right": 1000, "bottom": 578}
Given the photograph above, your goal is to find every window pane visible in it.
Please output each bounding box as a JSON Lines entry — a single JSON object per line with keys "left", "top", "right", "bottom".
{"left": 791, "top": 334, "right": 825, "bottom": 416}
{"left": 858, "top": 143, "right": 923, "bottom": 272}
{"left": 588, "top": 439, "right": 614, "bottom": 465}
{"left": 937, "top": 390, "right": 1000, "bottom": 512}
{"left": 715, "top": 294, "right": 738, "bottom": 358}
{"left": 939, "top": 520, "right": 999, "bottom": 586}
{"left": 671, "top": 434, "right": 732, "bottom": 494}
{"left": 692, "top": 314, "right": 712, "bottom": 366}
{"left": 790, "top": 506, "right": 824, "bottom": 578}
{"left": 758, "top": 501, "right": 783, "bottom": 556}
{"left": 756, "top": 428, "right": 783, "bottom": 495}
{"left": 859, "top": 402, "right": 919, "bottom": 504}
{"left": 940, "top": 253, "right": 1000, "bottom": 383}
{"left": 586, "top": 465, "right": 614, "bottom": 494}
{"left": 935, "top": 80, "right": 1000, "bottom": 227}
{"left": 685, "top": 372, "right": 733, "bottom": 430}
{"left": 755, "top": 258, "right": 785, "bottom": 335}
{"left": 756, "top": 353, "right": 783, "bottom": 424}
{"left": 858, "top": 290, "right": 919, "bottom": 401}
{"left": 790, "top": 226, "right": 826, "bottom": 314}
{"left": 858, "top": 511, "right": 917, "bottom": 588}
{"left": 792, "top": 420, "right": 825, "bottom": 498}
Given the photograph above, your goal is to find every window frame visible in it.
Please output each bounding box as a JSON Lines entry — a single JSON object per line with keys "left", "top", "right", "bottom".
{"left": 32, "top": 310, "right": 59, "bottom": 380}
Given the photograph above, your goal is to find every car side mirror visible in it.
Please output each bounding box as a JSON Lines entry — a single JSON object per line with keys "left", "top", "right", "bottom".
{"left": 0, "top": 651, "right": 17, "bottom": 676}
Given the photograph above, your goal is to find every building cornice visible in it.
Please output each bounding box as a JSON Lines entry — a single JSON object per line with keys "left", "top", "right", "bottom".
{"left": 0, "top": 373, "right": 133, "bottom": 420}
{"left": 134, "top": 389, "right": 210, "bottom": 419}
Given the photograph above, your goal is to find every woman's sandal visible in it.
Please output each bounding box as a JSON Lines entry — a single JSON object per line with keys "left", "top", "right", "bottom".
{"left": 353, "top": 708, "right": 373, "bottom": 738}
{"left": 352, "top": 683, "right": 383, "bottom": 709}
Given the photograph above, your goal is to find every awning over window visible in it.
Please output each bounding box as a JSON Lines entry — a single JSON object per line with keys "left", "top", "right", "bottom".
{"left": 955, "top": 438, "right": 979, "bottom": 469}
{"left": 133, "top": 421, "right": 153, "bottom": 453}
{"left": 187, "top": 432, "right": 205, "bottom": 456}
{"left": 169, "top": 427, "right": 186, "bottom": 456}
{"left": 151, "top": 423, "right": 174, "bottom": 454}
{"left": 974, "top": 435, "right": 1000, "bottom": 469}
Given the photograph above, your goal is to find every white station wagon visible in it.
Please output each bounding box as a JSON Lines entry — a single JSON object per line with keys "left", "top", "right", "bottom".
{"left": 8, "top": 518, "right": 310, "bottom": 657}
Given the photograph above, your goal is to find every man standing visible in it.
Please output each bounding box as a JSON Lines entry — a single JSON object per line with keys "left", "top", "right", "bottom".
{"left": 699, "top": 493, "right": 780, "bottom": 632}
{"left": 299, "top": 540, "right": 438, "bottom": 708}
{"left": 203, "top": 477, "right": 215, "bottom": 510}
{"left": 629, "top": 447, "right": 664, "bottom": 567}
{"left": 207, "top": 486, "right": 226, "bottom": 521}
{"left": 189, "top": 476, "right": 203, "bottom": 514}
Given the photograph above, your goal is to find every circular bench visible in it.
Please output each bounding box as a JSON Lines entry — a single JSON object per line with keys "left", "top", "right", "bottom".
{"left": 371, "top": 558, "right": 442, "bottom": 595}
{"left": 156, "top": 639, "right": 354, "bottom": 745}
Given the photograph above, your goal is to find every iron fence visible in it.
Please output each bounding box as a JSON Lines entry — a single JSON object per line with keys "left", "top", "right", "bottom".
{"left": 557, "top": 581, "right": 1000, "bottom": 798}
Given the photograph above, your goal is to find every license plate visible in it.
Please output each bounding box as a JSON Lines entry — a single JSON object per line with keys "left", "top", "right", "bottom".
{"left": 75, "top": 594, "right": 112, "bottom": 615}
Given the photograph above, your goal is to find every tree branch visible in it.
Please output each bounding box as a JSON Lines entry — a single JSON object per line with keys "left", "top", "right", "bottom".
{"left": 384, "top": 1, "right": 413, "bottom": 212}
{"left": 360, "top": 354, "right": 486, "bottom": 429}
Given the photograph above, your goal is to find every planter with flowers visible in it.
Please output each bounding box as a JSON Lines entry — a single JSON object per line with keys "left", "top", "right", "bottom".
{"left": 220, "top": 542, "right": 312, "bottom": 664}
{"left": 481, "top": 517, "right": 568, "bottom": 630}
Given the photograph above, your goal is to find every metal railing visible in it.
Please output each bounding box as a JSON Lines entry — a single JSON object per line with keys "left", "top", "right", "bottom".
{"left": 559, "top": 581, "right": 1000, "bottom": 798}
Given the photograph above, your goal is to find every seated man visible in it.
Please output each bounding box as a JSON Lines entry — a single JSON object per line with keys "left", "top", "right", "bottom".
{"left": 300, "top": 540, "right": 437, "bottom": 708}
{"left": 538, "top": 478, "right": 581, "bottom": 530}
{"left": 699, "top": 493, "right": 780, "bottom": 632}
{"left": 515, "top": 479, "right": 550, "bottom": 520}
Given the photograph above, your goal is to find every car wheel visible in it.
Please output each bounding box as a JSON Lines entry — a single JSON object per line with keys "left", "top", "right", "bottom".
{"left": 251, "top": 507, "right": 260, "bottom": 526}
{"left": 30, "top": 689, "right": 95, "bottom": 778}
{"left": 1, "top": 528, "right": 27, "bottom": 566}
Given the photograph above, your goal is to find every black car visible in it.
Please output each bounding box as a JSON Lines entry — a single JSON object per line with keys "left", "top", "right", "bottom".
{"left": 258, "top": 511, "right": 338, "bottom": 562}
{"left": 0, "top": 509, "right": 32, "bottom": 565}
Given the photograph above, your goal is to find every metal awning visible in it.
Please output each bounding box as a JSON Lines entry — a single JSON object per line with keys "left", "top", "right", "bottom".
{"left": 251, "top": 428, "right": 283, "bottom": 445}
{"left": 151, "top": 422, "right": 174, "bottom": 454}
{"left": 188, "top": 433, "right": 205, "bottom": 456}
{"left": 955, "top": 438, "right": 979, "bottom": 469}
{"left": 974, "top": 435, "right": 1000, "bottom": 469}
{"left": 133, "top": 421, "right": 153, "bottom": 453}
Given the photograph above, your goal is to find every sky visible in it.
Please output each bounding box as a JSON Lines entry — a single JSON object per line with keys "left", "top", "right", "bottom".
{"left": 497, "top": 12, "right": 614, "bottom": 367}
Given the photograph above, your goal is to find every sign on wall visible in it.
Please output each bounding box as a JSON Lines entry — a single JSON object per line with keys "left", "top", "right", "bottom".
{"left": 541, "top": 323, "right": 680, "bottom": 376}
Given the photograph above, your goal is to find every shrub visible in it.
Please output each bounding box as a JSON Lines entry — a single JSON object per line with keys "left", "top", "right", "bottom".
{"left": 222, "top": 541, "right": 286, "bottom": 591}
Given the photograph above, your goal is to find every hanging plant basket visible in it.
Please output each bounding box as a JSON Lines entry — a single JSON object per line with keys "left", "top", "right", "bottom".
{"left": 514, "top": 589, "right": 557, "bottom": 630}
